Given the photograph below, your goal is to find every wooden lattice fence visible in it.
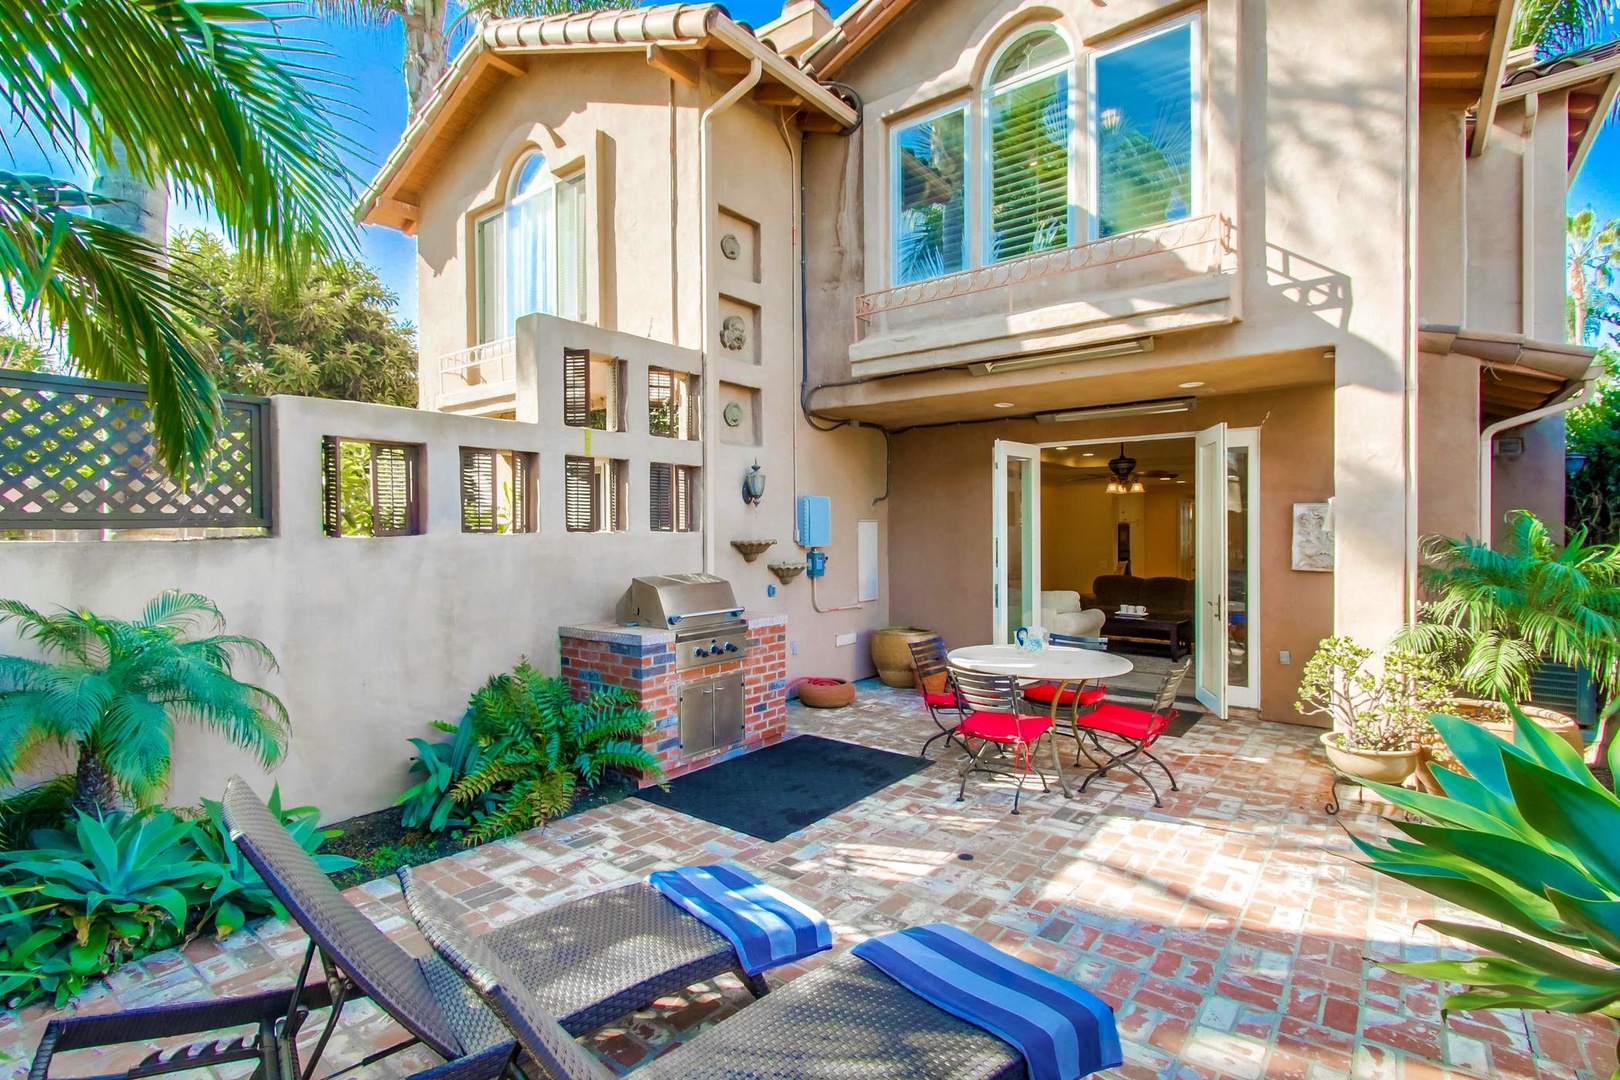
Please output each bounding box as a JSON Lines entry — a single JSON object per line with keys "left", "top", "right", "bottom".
{"left": 0, "top": 370, "right": 272, "bottom": 530}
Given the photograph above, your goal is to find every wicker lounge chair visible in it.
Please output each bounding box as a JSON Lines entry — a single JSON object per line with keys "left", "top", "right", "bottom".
{"left": 400, "top": 865, "right": 1027, "bottom": 1080}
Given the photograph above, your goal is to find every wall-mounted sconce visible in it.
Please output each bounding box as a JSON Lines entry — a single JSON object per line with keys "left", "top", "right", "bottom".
{"left": 742, "top": 462, "right": 766, "bottom": 505}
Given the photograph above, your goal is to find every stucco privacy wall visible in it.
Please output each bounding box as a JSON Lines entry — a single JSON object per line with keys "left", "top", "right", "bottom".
{"left": 887, "top": 385, "right": 1335, "bottom": 722}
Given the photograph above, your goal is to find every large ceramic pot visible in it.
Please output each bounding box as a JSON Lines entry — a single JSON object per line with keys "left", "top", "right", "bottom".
{"left": 1320, "top": 732, "right": 1422, "bottom": 785}
{"left": 871, "top": 626, "right": 936, "bottom": 688}
{"left": 1445, "top": 698, "right": 1583, "bottom": 753}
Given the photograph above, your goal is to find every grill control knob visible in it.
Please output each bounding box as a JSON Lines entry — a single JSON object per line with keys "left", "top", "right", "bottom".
{"left": 724, "top": 642, "right": 739, "bottom": 653}
{"left": 693, "top": 647, "right": 709, "bottom": 658}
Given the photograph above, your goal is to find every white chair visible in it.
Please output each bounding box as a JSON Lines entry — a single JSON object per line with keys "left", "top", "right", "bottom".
{"left": 1040, "top": 590, "right": 1106, "bottom": 638}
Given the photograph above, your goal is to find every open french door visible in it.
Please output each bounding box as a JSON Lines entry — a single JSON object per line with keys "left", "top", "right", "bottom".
{"left": 1194, "top": 424, "right": 1228, "bottom": 716}
{"left": 992, "top": 441, "right": 1042, "bottom": 645}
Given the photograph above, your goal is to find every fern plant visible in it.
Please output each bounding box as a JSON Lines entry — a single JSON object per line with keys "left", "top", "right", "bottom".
{"left": 451, "top": 660, "right": 660, "bottom": 844}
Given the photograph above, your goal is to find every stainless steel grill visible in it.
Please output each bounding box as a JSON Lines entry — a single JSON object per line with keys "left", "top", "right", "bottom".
{"left": 616, "top": 573, "right": 749, "bottom": 671}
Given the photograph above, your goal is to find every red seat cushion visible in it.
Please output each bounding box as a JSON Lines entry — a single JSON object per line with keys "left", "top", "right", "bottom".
{"left": 1023, "top": 683, "right": 1106, "bottom": 707}
{"left": 924, "top": 691, "right": 959, "bottom": 709}
{"left": 958, "top": 711, "right": 1054, "bottom": 744}
{"left": 1078, "top": 702, "right": 1168, "bottom": 741}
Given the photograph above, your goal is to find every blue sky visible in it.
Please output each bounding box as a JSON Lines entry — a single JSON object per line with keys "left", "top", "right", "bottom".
{"left": 5, "top": 1, "right": 1615, "bottom": 331}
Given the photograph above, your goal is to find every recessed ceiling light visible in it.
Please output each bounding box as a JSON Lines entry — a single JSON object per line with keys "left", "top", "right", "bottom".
{"left": 1178, "top": 381, "right": 1205, "bottom": 389}
{"left": 993, "top": 402, "right": 1016, "bottom": 409}
{"left": 1053, "top": 445, "right": 1069, "bottom": 450}
{"left": 1081, "top": 452, "right": 1095, "bottom": 457}
{"left": 1158, "top": 476, "right": 1173, "bottom": 481}
{"left": 1176, "top": 479, "right": 1187, "bottom": 484}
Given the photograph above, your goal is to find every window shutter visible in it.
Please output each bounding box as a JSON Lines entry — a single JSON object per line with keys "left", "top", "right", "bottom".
{"left": 512, "top": 451, "right": 535, "bottom": 533}
{"left": 988, "top": 71, "right": 1071, "bottom": 262}
{"left": 648, "top": 369, "right": 674, "bottom": 437}
{"left": 372, "top": 443, "right": 417, "bottom": 535}
{"left": 565, "top": 456, "right": 593, "bottom": 531}
{"left": 675, "top": 466, "right": 695, "bottom": 532}
{"left": 564, "top": 349, "right": 590, "bottom": 427}
{"left": 650, "top": 462, "right": 673, "bottom": 531}
{"left": 460, "top": 448, "right": 497, "bottom": 533}
{"left": 605, "top": 459, "right": 622, "bottom": 532}
{"left": 321, "top": 436, "right": 343, "bottom": 537}
{"left": 683, "top": 376, "right": 699, "bottom": 441}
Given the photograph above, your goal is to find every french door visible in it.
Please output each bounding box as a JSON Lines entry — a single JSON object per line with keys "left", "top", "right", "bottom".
{"left": 1194, "top": 424, "right": 1228, "bottom": 716}
{"left": 992, "top": 441, "right": 1042, "bottom": 645}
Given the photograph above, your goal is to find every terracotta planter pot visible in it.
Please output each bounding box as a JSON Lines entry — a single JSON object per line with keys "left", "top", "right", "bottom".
{"left": 796, "top": 678, "right": 855, "bottom": 709}
{"left": 870, "top": 627, "right": 935, "bottom": 688}
{"left": 1445, "top": 698, "right": 1583, "bottom": 753}
{"left": 1320, "top": 732, "right": 1421, "bottom": 785}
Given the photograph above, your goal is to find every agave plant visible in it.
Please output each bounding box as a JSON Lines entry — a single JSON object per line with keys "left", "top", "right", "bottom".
{"left": 451, "top": 659, "right": 660, "bottom": 844}
{"left": 1354, "top": 711, "right": 1620, "bottom": 1054}
{"left": 0, "top": 591, "right": 289, "bottom": 815}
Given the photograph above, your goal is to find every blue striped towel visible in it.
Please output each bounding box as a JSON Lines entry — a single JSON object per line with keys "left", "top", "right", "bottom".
{"left": 852, "top": 924, "right": 1122, "bottom": 1080}
{"left": 647, "top": 863, "right": 832, "bottom": 976}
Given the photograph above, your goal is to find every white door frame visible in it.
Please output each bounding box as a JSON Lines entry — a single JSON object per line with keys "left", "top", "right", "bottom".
{"left": 1194, "top": 424, "right": 1228, "bottom": 716}
{"left": 1027, "top": 430, "right": 1262, "bottom": 712}
{"left": 992, "top": 440, "right": 1043, "bottom": 645}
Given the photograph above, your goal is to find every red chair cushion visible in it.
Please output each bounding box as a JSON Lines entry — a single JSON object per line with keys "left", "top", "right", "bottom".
{"left": 924, "top": 691, "right": 959, "bottom": 709}
{"left": 1078, "top": 702, "right": 1168, "bottom": 742}
{"left": 958, "top": 711, "right": 1054, "bottom": 744}
{"left": 1023, "top": 683, "right": 1107, "bottom": 707}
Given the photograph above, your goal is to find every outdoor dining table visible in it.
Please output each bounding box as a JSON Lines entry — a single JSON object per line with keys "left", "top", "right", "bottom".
{"left": 947, "top": 644, "right": 1135, "bottom": 798}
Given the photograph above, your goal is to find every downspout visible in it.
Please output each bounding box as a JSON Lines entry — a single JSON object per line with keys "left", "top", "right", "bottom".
{"left": 1477, "top": 389, "right": 1587, "bottom": 540}
{"left": 699, "top": 58, "right": 763, "bottom": 573}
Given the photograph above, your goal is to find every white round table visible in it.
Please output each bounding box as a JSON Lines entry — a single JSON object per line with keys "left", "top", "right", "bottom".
{"left": 946, "top": 644, "right": 1135, "bottom": 798}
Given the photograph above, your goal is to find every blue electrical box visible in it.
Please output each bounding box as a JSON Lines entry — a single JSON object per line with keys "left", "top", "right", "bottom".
{"left": 806, "top": 549, "right": 828, "bottom": 578}
{"left": 797, "top": 495, "right": 831, "bottom": 548}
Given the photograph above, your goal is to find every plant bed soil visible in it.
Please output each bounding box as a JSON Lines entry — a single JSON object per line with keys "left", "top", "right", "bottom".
{"left": 322, "top": 773, "right": 635, "bottom": 891}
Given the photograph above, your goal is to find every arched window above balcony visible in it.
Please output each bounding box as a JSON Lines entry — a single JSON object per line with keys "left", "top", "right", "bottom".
{"left": 983, "top": 27, "right": 1073, "bottom": 264}
{"left": 475, "top": 150, "right": 586, "bottom": 343}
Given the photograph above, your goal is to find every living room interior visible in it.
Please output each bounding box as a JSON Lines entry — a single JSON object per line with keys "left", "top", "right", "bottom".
{"left": 1040, "top": 438, "right": 1202, "bottom": 705}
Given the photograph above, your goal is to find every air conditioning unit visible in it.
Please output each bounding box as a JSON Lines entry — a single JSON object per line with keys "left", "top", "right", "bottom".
{"left": 1493, "top": 435, "right": 1526, "bottom": 459}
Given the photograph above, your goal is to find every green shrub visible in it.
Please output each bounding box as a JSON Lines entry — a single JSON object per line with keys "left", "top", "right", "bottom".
{"left": 397, "top": 715, "right": 495, "bottom": 836}
{"left": 1296, "top": 637, "right": 1448, "bottom": 751}
{"left": 0, "top": 775, "right": 75, "bottom": 851}
{"left": 451, "top": 660, "right": 661, "bottom": 844}
{"left": 1355, "top": 711, "right": 1620, "bottom": 1037}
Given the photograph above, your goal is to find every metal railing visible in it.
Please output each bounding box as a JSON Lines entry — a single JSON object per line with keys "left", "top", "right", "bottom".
{"left": 854, "top": 213, "right": 1235, "bottom": 338}
{"left": 438, "top": 337, "right": 517, "bottom": 398}
{"left": 0, "top": 369, "right": 272, "bottom": 530}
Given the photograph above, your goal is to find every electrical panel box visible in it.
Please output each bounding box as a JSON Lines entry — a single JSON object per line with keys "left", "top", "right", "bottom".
{"left": 797, "top": 495, "right": 831, "bottom": 547}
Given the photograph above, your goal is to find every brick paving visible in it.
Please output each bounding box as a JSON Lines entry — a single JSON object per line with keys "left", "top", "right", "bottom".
{"left": 6, "top": 681, "right": 1616, "bottom": 1080}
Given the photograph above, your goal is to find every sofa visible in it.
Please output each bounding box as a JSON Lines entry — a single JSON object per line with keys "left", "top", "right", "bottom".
{"left": 1039, "top": 591, "right": 1106, "bottom": 638}
{"left": 1083, "top": 575, "right": 1195, "bottom": 621}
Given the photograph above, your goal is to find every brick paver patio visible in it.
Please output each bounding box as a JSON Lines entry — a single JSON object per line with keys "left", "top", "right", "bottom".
{"left": 6, "top": 681, "right": 1616, "bottom": 1080}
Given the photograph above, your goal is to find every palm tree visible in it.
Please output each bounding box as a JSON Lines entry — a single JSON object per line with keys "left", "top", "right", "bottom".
{"left": 0, "top": 0, "right": 356, "bottom": 477}
{"left": 0, "top": 592, "right": 289, "bottom": 816}
{"left": 309, "top": 1, "right": 643, "bottom": 118}
{"left": 1513, "top": 0, "right": 1620, "bottom": 54}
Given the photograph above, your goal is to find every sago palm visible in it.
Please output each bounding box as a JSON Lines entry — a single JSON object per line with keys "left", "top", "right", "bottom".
{"left": 0, "top": 592, "right": 289, "bottom": 815}
{"left": 307, "top": 1, "right": 645, "bottom": 118}
{"left": 0, "top": 0, "right": 356, "bottom": 477}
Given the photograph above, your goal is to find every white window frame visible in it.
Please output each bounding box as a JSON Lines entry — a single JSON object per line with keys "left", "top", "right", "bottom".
{"left": 889, "top": 99, "right": 972, "bottom": 287}
{"left": 474, "top": 151, "right": 586, "bottom": 343}
{"left": 980, "top": 26, "right": 1078, "bottom": 267}
{"left": 1086, "top": 11, "right": 1203, "bottom": 242}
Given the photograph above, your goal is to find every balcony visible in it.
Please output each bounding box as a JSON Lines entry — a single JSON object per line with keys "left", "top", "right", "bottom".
{"left": 851, "top": 214, "right": 1238, "bottom": 379}
{"left": 436, "top": 337, "right": 517, "bottom": 415}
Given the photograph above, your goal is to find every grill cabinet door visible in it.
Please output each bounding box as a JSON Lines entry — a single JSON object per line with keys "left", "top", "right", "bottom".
{"left": 680, "top": 683, "right": 716, "bottom": 753}
{"left": 713, "top": 675, "right": 745, "bottom": 748}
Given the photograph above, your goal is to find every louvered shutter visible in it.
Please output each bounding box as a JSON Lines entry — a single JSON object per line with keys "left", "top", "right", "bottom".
{"left": 563, "top": 349, "right": 590, "bottom": 427}
{"left": 321, "top": 436, "right": 343, "bottom": 536}
{"left": 372, "top": 443, "right": 418, "bottom": 535}
{"left": 987, "top": 71, "right": 1070, "bottom": 261}
{"left": 674, "top": 466, "right": 695, "bottom": 532}
{"left": 512, "top": 452, "right": 535, "bottom": 533}
{"left": 565, "top": 456, "right": 593, "bottom": 531}
{"left": 650, "top": 462, "right": 673, "bottom": 531}
{"left": 683, "top": 376, "right": 699, "bottom": 441}
{"left": 605, "top": 459, "right": 623, "bottom": 531}
{"left": 648, "top": 369, "right": 674, "bottom": 437}
{"left": 460, "top": 448, "right": 497, "bottom": 533}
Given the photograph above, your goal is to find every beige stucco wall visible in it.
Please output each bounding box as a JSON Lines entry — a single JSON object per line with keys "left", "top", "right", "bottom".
{"left": 888, "top": 385, "right": 1335, "bottom": 723}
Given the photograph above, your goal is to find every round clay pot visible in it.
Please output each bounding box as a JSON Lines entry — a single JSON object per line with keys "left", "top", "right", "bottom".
{"left": 870, "top": 626, "right": 936, "bottom": 688}
{"left": 1320, "top": 732, "right": 1422, "bottom": 785}
{"left": 796, "top": 678, "right": 855, "bottom": 709}
{"left": 1445, "top": 698, "right": 1584, "bottom": 753}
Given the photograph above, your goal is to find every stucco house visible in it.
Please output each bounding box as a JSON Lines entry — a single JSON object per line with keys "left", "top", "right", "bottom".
{"left": 355, "top": 0, "right": 1609, "bottom": 727}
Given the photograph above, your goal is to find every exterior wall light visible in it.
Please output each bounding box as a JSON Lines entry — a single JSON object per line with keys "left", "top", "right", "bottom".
{"left": 743, "top": 462, "right": 766, "bottom": 505}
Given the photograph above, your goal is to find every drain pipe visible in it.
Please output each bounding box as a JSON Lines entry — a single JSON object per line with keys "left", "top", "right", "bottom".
{"left": 1477, "top": 388, "right": 1588, "bottom": 540}
{"left": 699, "top": 58, "right": 762, "bottom": 573}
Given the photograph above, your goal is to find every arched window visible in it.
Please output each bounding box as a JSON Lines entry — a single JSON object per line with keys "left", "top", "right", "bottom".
{"left": 983, "top": 28, "right": 1072, "bottom": 263}
{"left": 476, "top": 150, "right": 586, "bottom": 342}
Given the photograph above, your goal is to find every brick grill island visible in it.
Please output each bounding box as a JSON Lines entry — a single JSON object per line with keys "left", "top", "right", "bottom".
{"left": 558, "top": 614, "right": 789, "bottom": 784}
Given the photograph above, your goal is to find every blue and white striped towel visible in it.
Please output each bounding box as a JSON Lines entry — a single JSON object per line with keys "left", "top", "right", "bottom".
{"left": 647, "top": 863, "right": 832, "bottom": 976}
{"left": 852, "top": 924, "right": 1122, "bottom": 1080}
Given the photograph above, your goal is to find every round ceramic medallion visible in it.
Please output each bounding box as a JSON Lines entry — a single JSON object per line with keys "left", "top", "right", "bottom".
{"left": 723, "top": 401, "right": 743, "bottom": 427}
{"left": 720, "top": 234, "right": 740, "bottom": 260}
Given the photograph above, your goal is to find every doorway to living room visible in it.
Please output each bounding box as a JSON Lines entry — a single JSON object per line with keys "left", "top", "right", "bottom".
{"left": 991, "top": 429, "right": 1259, "bottom": 716}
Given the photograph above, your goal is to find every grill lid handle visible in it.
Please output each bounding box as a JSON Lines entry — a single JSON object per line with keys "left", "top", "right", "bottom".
{"left": 667, "top": 606, "right": 747, "bottom": 626}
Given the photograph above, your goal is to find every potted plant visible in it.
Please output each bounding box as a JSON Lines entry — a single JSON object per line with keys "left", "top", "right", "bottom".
{"left": 1297, "top": 637, "right": 1448, "bottom": 784}
{"left": 1396, "top": 511, "right": 1620, "bottom": 760}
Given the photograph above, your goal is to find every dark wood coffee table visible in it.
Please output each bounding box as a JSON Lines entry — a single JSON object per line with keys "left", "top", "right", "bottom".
{"left": 1101, "top": 614, "right": 1193, "bottom": 660}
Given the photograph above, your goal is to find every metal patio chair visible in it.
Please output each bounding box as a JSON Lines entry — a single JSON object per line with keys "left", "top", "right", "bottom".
{"left": 947, "top": 665, "right": 1059, "bottom": 814}
{"left": 1072, "top": 661, "right": 1191, "bottom": 807}
{"left": 908, "top": 635, "right": 966, "bottom": 758}
{"left": 399, "top": 866, "right": 1026, "bottom": 1080}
